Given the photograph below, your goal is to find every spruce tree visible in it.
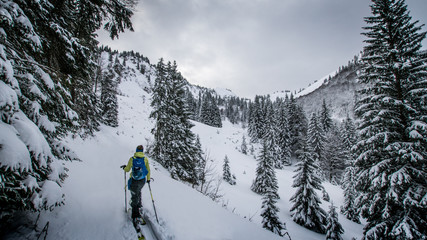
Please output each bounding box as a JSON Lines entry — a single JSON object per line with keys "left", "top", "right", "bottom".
{"left": 247, "top": 97, "right": 258, "bottom": 142}
{"left": 276, "top": 98, "right": 292, "bottom": 166}
{"left": 287, "top": 94, "right": 308, "bottom": 155}
{"left": 326, "top": 203, "right": 344, "bottom": 240}
{"left": 290, "top": 140, "right": 327, "bottom": 233}
{"left": 307, "top": 113, "right": 326, "bottom": 161}
{"left": 150, "top": 60, "right": 202, "bottom": 184}
{"left": 100, "top": 61, "right": 119, "bottom": 127}
{"left": 340, "top": 162, "right": 360, "bottom": 223}
{"left": 261, "top": 189, "right": 285, "bottom": 237}
{"left": 323, "top": 125, "right": 347, "bottom": 184}
{"left": 194, "top": 135, "right": 205, "bottom": 186}
{"left": 200, "top": 92, "right": 222, "bottom": 128}
{"left": 251, "top": 141, "right": 279, "bottom": 199}
{"left": 354, "top": 0, "right": 427, "bottom": 238}
{"left": 222, "top": 155, "right": 236, "bottom": 185}
{"left": 320, "top": 99, "right": 333, "bottom": 132}
{"left": 340, "top": 116, "right": 360, "bottom": 223}
{"left": 185, "top": 91, "right": 198, "bottom": 121}
{"left": 150, "top": 58, "right": 169, "bottom": 166}
{"left": 248, "top": 95, "right": 267, "bottom": 142}
{"left": 341, "top": 116, "right": 357, "bottom": 151}
{"left": 307, "top": 113, "right": 326, "bottom": 179}
{"left": 263, "top": 99, "right": 281, "bottom": 169}
{"left": 241, "top": 135, "right": 248, "bottom": 155}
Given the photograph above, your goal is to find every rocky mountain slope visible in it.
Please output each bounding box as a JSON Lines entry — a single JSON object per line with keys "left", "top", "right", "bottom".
{"left": 296, "top": 64, "right": 360, "bottom": 121}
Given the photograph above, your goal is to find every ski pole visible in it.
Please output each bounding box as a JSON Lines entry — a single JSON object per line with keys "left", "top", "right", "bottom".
{"left": 148, "top": 181, "right": 159, "bottom": 224}
{"left": 124, "top": 171, "right": 127, "bottom": 213}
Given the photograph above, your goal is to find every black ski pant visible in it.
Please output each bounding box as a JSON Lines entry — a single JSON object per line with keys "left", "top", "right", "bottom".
{"left": 129, "top": 178, "right": 146, "bottom": 219}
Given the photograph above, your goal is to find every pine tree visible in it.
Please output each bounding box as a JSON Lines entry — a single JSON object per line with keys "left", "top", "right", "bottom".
{"left": 150, "top": 58, "right": 169, "bottom": 166}
{"left": 320, "top": 99, "right": 333, "bottom": 132}
{"left": 354, "top": 0, "right": 427, "bottom": 238}
{"left": 287, "top": 94, "right": 308, "bottom": 155}
{"left": 261, "top": 190, "right": 285, "bottom": 237}
{"left": 241, "top": 135, "right": 248, "bottom": 154}
{"left": 222, "top": 155, "right": 236, "bottom": 185}
{"left": 150, "top": 60, "right": 202, "bottom": 184}
{"left": 340, "top": 116, "right": 360, "bottom": 223}
{"left": 185, "top": 91, "right": 198, "bottom": 121}
{"left": 307, "top": 113, "right": 326, "bottom": 179}
{"left": 200, "top": 91, "right": 222, "bottom": 128}
{"left": 194, "top": 135, "right": 205, "bottom": 186}
{"left": 251, "top": 141, "right": 279, "bottom": 199}
{"left": 307, "top": 113, "right": 326, "bottom": 161}
{"left": 248, "top": 95, "right": 268, "bottom": 142}
{"left": 341, "top": 115, "right": 357, "bottom": 151}
{"left": 290, "top": 140, "right": 327, "bottom": 233}
{"left": 240, "top": 99, "right": 249, "bottom": 128}
{"left": 276, "top": 98, "right": 292, "bottom": 166}
{"left": 250, "top": 144, "right": 255, "bottom": 156}
{"left": 225, "top": 97, "right": 241, "bottom": 124}
{"left": 100, "top": 61, "right": 119, "bottom": 127}
{"left": 263, "top": 99, "right": 282, "bottom": 169}
{"left": 326, "top": 202, "right": 344, "bottom": 240}
{"left": 322, "top": 188, "right": 331, "bottom": 202}
{"left": 340, "top": 162, "right": 360, "bottom": 223}
{"left": 323, "top": 124, "right": 347, "bottom": 184}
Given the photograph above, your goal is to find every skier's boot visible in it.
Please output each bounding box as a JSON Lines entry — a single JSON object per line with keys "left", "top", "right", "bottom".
{"left": 132, "top": 217, "right": 142, "bottom": 228}
{"left": 138, "top": 207, "right": 146, "bottom": 225}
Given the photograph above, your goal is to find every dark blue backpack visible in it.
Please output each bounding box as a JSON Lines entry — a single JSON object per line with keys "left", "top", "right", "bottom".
{"left": 132, "top": 157, "right": 148, "bottom": 180}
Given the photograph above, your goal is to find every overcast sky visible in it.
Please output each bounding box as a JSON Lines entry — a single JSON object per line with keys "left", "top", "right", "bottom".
{"left": 97, "top": 0, "right": 427, "bottom": 98}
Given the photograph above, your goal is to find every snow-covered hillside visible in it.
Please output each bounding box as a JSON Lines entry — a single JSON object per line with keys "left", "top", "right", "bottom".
{"left": 270, "top": 57, "right": 361, "bottom": 121}
{"left": 296, "top": 64, "right": 360, "bottom": 120}
{"left": 4, "top": 54, "right": 365, "bottom": 240}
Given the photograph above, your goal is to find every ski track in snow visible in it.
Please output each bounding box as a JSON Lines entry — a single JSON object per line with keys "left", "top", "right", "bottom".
{"left": 31, "top": 61, "right": 363, "bottom": 240}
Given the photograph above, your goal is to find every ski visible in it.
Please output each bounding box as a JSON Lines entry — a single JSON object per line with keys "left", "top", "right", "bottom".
{"left": 127, "top": 208, "right": 146, "bottom": 240}
{"left": 133, "top": 218, "right": 146, "bottom": 240}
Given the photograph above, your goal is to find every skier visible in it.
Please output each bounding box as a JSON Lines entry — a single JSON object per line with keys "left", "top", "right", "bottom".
{"left": 121, "top": 145, "right": 151, "bottom": 225}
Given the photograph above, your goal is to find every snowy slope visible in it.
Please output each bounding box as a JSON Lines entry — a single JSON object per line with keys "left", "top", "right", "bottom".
{"left": 192, "top": 122, "right": 364, "bottom": 240}
{"left": 26, "top": 65, "right": 278, "bottom": 240}
{"left": 15, "top": 54, "right": 364, "bottom": 240}
{"left": 294, "top": 70, "right": 338, "bottom": 98}
{"left": 270, "top": 70, "right": 338, "bottom": 100}
{"left": 296, "top": 65, "right": 360, "bottom": 120}
{"left": 214, "top": 87, "right": 237, "bottom": 98}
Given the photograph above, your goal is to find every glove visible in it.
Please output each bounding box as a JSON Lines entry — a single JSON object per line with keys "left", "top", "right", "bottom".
{"left": 120, "top": 165, "right": 126, "bottom": 169}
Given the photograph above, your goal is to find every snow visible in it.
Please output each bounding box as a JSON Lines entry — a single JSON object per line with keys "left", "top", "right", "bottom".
{"left": 0, "top": 80, "right": 19, "bottom": 112}
{"left": 12, "top": 111, "right": 54, "bottom": 168}
{"left": 23, "top": 175, "right": 39, "bottom": 192}
{"left": 269, "top": 69, "right": 339, "bottom": 100}
{"left": 35, "top": 66, "right": 55, "bottom": 90}
{"left": 29, "top": 81, "right": 47, "bottom": 101}
{"left": 295, "top": 70, "right": 338, "bottom": 98}
{"left": 9, "top": 55, "right": 365, "bottom": 240}
{"left": 0, "top": 120, "right": 32, "bottom": 171}
{"left": 33, "top": 180, "right": 64, "bottom": 210}
{"left": 37, "top": 114, "right": 57, "bottom": 132}
{"left": 0, "top": 44, "right": 20, "bottom": 90}
{"left": 214, "top": 87, "right": 237, "bottom": 98}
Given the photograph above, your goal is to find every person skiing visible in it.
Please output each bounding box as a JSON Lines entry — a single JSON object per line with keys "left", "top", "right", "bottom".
{"left": 121, "top": 145, "right": 151, "bottom": 224}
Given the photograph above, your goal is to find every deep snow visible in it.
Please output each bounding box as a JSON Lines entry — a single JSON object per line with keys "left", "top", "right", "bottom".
{"left": 20, "top": 60, "right": 363, "bottom": 240}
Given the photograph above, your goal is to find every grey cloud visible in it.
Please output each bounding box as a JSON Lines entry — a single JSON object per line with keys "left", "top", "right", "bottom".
{"left": 98, "top": 0, "right": 427, "bottom": 98}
